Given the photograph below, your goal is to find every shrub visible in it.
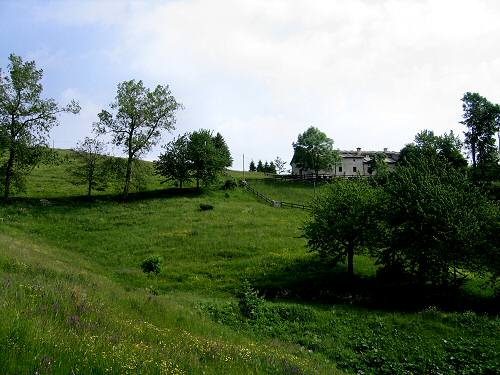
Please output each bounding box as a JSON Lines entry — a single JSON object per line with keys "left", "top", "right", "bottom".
{"left": 140, "top": 255, "right": 163, "bottom": 274}
{"left": 222, "top": 179, "right": 237, "bottom": 190}
{"left": 199, "top": 203, "right": 214, "bottom": 211}
{"left": 238, "top": 280, "right": 264, "bottom": 319}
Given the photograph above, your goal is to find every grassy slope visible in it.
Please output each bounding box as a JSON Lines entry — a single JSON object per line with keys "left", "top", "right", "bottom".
{"left": 0, "top": 151, "right": 499, "bottom": 374}
{"left": 246, "top": 177, "right": 329, "bottom": 205}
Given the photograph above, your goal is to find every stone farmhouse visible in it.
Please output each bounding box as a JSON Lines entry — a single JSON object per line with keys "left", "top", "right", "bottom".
{"left": 290, "top": 148, "right": 400, "bottom": 177}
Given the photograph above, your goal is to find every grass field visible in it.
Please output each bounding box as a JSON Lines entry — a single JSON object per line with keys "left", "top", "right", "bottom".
{"left": 245, "top": 177, "right": 329, "bottom": 205}
{"left": 0, "top": 151, "right": 499, "bottom": 374}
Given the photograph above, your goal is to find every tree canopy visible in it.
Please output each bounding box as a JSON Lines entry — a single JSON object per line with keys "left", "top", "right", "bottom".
{"left": 70, "top": 137, "right": 107, "bottom": 197}
{"left": 292, "top": 127, "right": 340, "bottom": 177}
{"left": 460, "top": 92, "right": 500, "bottom": 178}
{"left": 303, "top": 178, "right": 382, "bottom": 276}
{"left": 155, "top": 130, "right": 231, "bottom": 189}
{"left": 381, "top": 156, "right": 498, "bottom": 287}
{"left": 398, "top": 129, "right": 467, "bottom": 171}
{"left": 94, "top": 80, "right": 182, "bottom": 197}
{"left": 154, "top": 134, "right": 191, "bottom": 188}
{"left": 0, "top": 54, "right": 80, "bottom": 199}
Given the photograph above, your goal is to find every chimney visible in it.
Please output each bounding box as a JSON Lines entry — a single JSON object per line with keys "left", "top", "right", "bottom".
{"left": 356, "top": 147, "right": 361, "bottom": 154}
{"left": 383, "top": 147, "right": 388, "bottom": 153}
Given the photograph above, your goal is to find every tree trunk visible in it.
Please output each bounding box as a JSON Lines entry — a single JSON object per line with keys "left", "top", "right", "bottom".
{"left": 196, "top": 177, "right": 200, "bottom": 189}
{"left": 87, "top": 172, "right": 93, "bottom": 197}
{"left": 179, "top": 180, "right": 183, "bottom": 189}
{"left": 471, "top": 142, "right": 476, "bottom": 169}
{"left": 497, "top": 131, "right": 500, "bottom": 161}
{"left": 123, "top": 156, "right": 133, "bottom": 198}
{"left": 347, "top": 242, "right": 355, "bottom": 277}
{"left": 4, "top": 147, "right": 16, "bottom": 200}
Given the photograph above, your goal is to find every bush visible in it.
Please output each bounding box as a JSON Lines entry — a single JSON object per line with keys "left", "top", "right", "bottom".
{"left": 238, "top": 280, "right": 264, "bottom": 319}
{"left": 140, "top": 255, "right": 163, "bottom": 274}
{"left": 222, "top": 179, "right": 237, "bottom": 190}
{"left": 199, "top": 203, "right": 214, "bottom": 211}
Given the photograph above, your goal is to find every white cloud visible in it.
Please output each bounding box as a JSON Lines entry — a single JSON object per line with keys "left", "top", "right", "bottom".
{"left": 35, "top": 0, "right": 500, "bottom": 168}
{"left": 53, "top": 88, "right": 101, "bottom": 150}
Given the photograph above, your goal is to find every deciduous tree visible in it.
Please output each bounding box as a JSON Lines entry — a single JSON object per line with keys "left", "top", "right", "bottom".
{"left": 71, "top": 137, "right": 107, "bottom": 197}
{"left": 381, "top": 156, "right": 496, "bottom": 287}
{"left": 292, "top": 127, "right": 340, "bottom": 178}
{"left": 460, "top": 92, "right": 500, "bottom": 177}
{"left": 274, "top": 156, "right": 286, "bottom": 174}
{"left": 303, "top": 179, "right": 382, "bottom": 276}
{"left": 187, "top": 129, "right": 230, "bottom": 189}
{"left": 399, "top": 130, "right": 467, "bottom": 171}
{"left": 154, "top": 134, "right": 191, "bottom": 188}
{"left": 94, "top": 80, "right": 182, "bottom": 197}
{"left": 0, "top": 54, "right": 80, "bottom": 199}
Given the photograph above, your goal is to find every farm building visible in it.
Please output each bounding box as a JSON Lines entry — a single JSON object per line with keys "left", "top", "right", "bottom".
{"left": 290, "top": 148, "right": 400, "bottom": 177}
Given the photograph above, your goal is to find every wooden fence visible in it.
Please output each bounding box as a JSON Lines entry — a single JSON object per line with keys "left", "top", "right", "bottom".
{"left": 245, "top": 184, "right": 311, "bottom": 210}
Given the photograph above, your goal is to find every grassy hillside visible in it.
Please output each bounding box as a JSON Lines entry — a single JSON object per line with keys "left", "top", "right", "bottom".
{"left": 246, "top": 177, "right": 328, "bottom": 205}
{"left": 0, "top": 151, "right": 499, "bottom": 374}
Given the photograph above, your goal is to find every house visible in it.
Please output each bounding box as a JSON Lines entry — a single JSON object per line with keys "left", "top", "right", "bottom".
{"left": 290, "top": 147, "right": 399, "bottom": 177}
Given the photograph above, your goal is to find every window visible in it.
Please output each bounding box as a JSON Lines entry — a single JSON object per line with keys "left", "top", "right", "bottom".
{"left": 338, "top": 166, "right": 342, "bottom": 172}
{"left": 353, "top": 166, "right": 357, "bottom": 173}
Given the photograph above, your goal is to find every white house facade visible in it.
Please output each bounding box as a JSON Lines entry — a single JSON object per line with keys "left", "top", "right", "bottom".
{"left": 290, "top": 148, "right": 400, "bottom": 177}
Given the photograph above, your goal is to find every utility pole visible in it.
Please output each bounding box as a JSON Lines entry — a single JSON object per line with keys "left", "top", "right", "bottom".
{"left": 242, "top": 153, "right": 245, "bottom": 181}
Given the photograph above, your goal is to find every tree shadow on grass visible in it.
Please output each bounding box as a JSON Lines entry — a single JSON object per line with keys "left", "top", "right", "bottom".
{"left": 1, "top": 187, "right": 204, "bottom": 208}
{"left": 252, "top": 256, "right": 499, "bottom": 314}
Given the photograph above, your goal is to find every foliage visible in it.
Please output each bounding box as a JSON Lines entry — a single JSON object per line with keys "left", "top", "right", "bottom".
{"left": 303, "top": 178, "right": 382, "bottom": 275}
{"left": 292, "top": 127, "right": 340, "bottom": 177}
{"left": 94, "top": 80, "right": 182, "bottom": 197}
{"left": 140, "top": 254, "right": 163, "bottom": 274}
{"left": 460, "top": 92, "right": 500, "bottom": 179}
{"left": 99, "top": 156, "right": 153, "bottom": 194}
{"left": 199, "top": 203, "right": 214, "bottom": 211}
{"left": 399, "top": 129, "right": 468, "bottom": 171}
{"left": 367, "top": 152, "right": 390, "bottom": 182}
{"left": 222, "top": 179, "right": 237, "bottom": 190}
{"left": 274, "top": 156, "right": 287, "bottom": 175}
{"left": 212, "top": 132, "right": 232, "bottom": 169}
{"left": 154, "top": 134, "right": 191, "bottom": 188}
{"left": 0, "top": 53, "right": 80, "bottom": 199}
{"left": 254, "top": 160, "right": 276, "bottom": 173}
{"left": 381, "top": 156, "right": 499, "bottom": 287}
{"left": 248, "top": 160, "right": 256, "bottom": 172}
{"left": 256, "top": 160, "right": 263, "bottom": 172}
{"left": 0, "top": 157, "right": 498, "bottom": 374}
{"left": 238, "top": 280, "right": 264, "bottom": 319}
{"left": 187, "top": 130, "right": 231, "bottom": 189}
{"left": 70, "top": 137, "right": 107, "bottom": 196}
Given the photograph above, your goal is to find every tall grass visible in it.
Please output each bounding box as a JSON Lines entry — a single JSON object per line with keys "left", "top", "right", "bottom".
{"left": 0, "top": 151, "right": 498, "bottom": 374}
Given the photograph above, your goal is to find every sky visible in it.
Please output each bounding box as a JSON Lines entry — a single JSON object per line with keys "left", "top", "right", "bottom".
{"left": 1, "top": 0, "right": 500, "bottom": 170}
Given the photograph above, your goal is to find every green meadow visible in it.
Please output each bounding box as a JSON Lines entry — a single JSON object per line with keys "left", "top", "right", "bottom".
{"left": 0, "top": 152, "right": 498, "bottom": 374}
{"left": 245, "top": 176, "right": 328, "bottom": 205}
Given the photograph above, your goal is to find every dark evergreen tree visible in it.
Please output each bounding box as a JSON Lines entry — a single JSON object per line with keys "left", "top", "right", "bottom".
{"left": 268, "top": 161, "right": 277, "bottom": 174}
{"left": 213, "top": 132, "right": 232, "bottom": 168}
{"left": 249, "top": 160, "right": 256, "bottom": 172}
{"left": 256, "top": 160, "right": 264, "bottom": 172}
